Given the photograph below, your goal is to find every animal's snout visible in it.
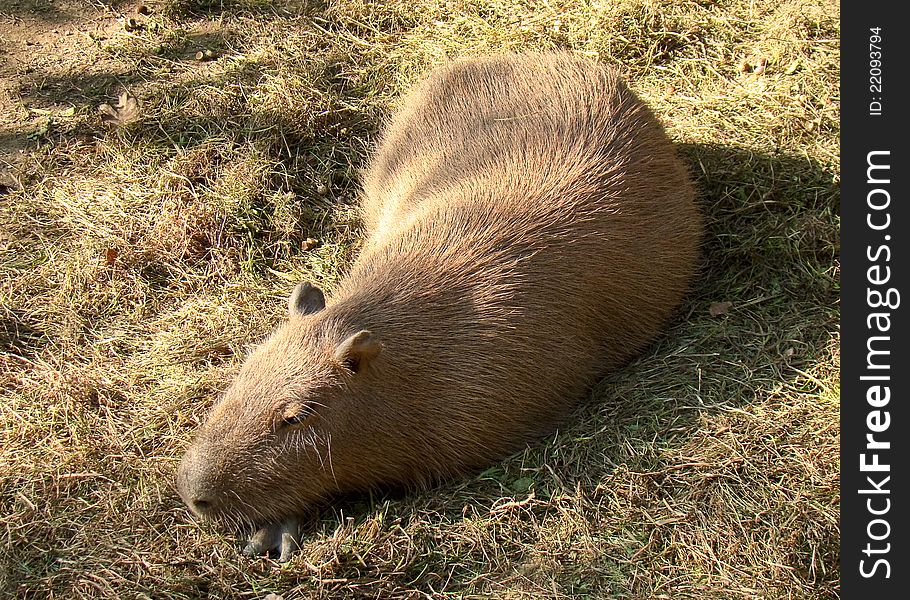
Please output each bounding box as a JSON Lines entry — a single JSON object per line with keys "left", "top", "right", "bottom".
{"left": 177, "top": 445, "right": 222, "bottom": 517}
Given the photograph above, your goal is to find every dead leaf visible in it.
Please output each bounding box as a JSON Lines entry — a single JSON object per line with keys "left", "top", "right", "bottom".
{"left": 99, "top": 92, "right": 140, "bottom": 127}
{"left": 709, "top": 301, "right": 732, "bottom": 317}
{"left": 104, "top": 248, "right": 118, "bottom": 266}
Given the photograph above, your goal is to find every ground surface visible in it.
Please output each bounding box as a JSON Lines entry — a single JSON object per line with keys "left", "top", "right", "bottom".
{"left": 1, "top": 1, "right": 839, "bottom": 598}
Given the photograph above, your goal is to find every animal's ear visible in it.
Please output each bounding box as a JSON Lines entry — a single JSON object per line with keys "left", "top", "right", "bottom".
{"left": 288, "top": 282, "right": 326, "bottom": 317}
{"left": 334, "top": 330, "right": 382, "bottom": 374}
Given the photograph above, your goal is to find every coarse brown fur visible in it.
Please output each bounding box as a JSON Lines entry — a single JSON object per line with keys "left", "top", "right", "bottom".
{"left": 177, "top": 52, "right": 702, "bottom": 531}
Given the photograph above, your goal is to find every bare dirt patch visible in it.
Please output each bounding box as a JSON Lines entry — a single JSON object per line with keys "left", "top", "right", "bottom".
{"left": 0, "top": 1, "right": 137, "bottom": 186}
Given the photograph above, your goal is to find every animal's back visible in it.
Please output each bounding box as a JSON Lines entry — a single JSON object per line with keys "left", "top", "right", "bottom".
{"left": 321, "top": 52, "right": 701, "bottom": 469}
{"left": 361, "top": 52, "right": 689, "bottom": 230}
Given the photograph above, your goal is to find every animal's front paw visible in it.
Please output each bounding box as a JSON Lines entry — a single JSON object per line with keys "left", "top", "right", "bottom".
{"left": 242, "top": 518, "right": 300, "bottom": 562}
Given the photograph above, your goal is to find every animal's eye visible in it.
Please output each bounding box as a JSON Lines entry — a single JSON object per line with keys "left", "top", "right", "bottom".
{"left": 279, "top": 407, "right": 315, "bottom": 429}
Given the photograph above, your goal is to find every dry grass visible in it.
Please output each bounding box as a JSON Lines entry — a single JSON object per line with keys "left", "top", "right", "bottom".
{"left": 1, "top": 0, "right": 839, "bottom": 598}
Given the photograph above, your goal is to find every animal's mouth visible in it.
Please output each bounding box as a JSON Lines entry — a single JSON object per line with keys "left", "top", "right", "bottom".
{"left": 176, "top": 488, "right": 260, "bottom": 531}
{"left": 180, "top": 490, "right": 305, "bottom": 539}
{"left": 195, "top": 514, "right": 237, "bottom": 535}
{"left": 185, "top": 505, "right": 269, "bottom": 538}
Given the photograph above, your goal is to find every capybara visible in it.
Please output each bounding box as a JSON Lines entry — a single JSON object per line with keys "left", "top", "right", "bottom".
{"left": 177, "top": 52, "right": 701, "bottom": 559}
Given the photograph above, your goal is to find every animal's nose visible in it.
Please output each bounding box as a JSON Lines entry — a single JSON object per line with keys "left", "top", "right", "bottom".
{"left": 177, "top": 446, "right": 221, "bottom": 516}
{"left": 188, "top": 496, "right": 215, "bottom": 515}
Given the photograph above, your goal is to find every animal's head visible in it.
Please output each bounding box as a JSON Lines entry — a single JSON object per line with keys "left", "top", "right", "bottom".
{"left": 176, "top": 283, "right": 383, "bottom": 529}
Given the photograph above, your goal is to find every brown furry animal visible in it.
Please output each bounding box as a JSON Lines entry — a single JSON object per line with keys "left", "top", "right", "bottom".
{"left": 177, "top": 52, "right": 701, "bottom": 559}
